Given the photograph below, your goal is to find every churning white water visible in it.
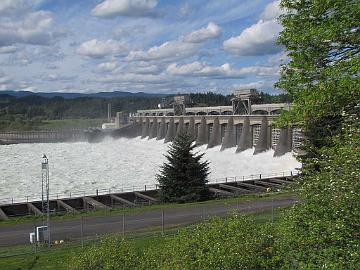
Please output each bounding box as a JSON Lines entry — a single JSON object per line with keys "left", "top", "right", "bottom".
{"left": 0, "top": 137, "right": 301, "bottom": 201}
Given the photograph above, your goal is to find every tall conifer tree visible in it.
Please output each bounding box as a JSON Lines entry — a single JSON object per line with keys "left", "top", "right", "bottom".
{"left": 157, "top": 133, "right": 210, "bottom": 203}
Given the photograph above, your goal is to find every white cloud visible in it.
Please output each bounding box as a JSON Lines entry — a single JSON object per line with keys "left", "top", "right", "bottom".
{"left": 223, "top": 1, "right": 284, "bottom": 56}
{"left": 0, "top": 46, "right": 17, "bottom": 54}
{"left": 91, "top": 0, "right": 158, "bottom": 18}
{"left": 166, "top": 61, "right": 278, "bottom": 78}
{"left": 223, "top": 19, "right": 282, "bottom": 56}
{"left": 97, "top": 61, "right": 118, "bottom": 72}
{"left": 183, "top": 22, "right": 221, "bottom": 43}
{"left": 41, "top": 73, "right": 77, "bottom": 82}
{"left": 0, "top": 10, "right": 60, "bottom": 47}
{"left": 0, "top": 0, "right": 29, "bottom": 16}
{"left": 127, "top": 62, "right": 161, "bottom": 74}
{"left": 127, "top": 40, "right": 197, "bottom": 61}
{"left": 126, "top": 22, "right": 221, "bottom": 62}
{"left": 260, "top": 0, "right": 281, "bottom": 20}
{"left": 77, "top": 39, "right": 127, "bottom": 58}
{"left": 100, "top": 72, "right": 169, "bottom": 85}
{"left": 0, "top": 71, "right": 11, "bottom": 84}
{"left": 232, "top": 81, "right": 266, "bottom": 90}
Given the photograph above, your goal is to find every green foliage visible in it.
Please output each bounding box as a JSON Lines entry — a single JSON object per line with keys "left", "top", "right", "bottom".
{"left": 274, "top": 1, "right": 360, "bottom": 268}
{"left": 71, "top": 237, "right": 138, "bottom": 270}
{"left": 276, "top": 0, "right": 359, "bottom": 133}
{"left": 157, "top": 134, "right": 210, "bottom": 202}
{"left": 189, "top": 92, "right": 232, "bottom": 106}
{"left": 149, "top": 216, "right": 275, "bottom": 270}
{"left": 275, "top": 114, "right": 360, "bottom": 269}
{"left": 71, "top": 214, "right": 278, "bottom": 270}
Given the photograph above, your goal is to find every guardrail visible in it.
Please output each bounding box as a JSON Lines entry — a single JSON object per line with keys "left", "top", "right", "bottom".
{"left": 0, "top": 170, "right": 300, "bottom": 206}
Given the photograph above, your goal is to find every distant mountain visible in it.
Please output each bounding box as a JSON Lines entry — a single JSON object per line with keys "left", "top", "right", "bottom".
{"left": 0, "top": 90, "right": 170, "bottom": 99}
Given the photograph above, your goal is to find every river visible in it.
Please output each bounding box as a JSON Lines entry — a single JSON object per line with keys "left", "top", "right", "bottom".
{"left": 0, "top": 137, "right": 301, "bottom": 202}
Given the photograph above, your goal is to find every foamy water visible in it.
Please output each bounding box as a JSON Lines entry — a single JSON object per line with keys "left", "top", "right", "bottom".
{"left": 0, "top": 137, "right": 301, "bottom": 201}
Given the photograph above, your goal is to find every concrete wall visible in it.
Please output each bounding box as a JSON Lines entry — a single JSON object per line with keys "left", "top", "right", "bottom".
{"left": 116, "top": 115, "right": 300, "bottom": 156}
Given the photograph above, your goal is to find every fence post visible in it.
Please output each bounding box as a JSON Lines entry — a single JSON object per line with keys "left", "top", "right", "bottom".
{"left": 96, "top": 189, "right": 98, "bottom": 196}
{"left": 271, "top": 197, "right": 274, "bottom": 223}
{"left": 259, "top": 174, "right": 262, "bottom": 179}
{"left": 145, "top": 185, "right": 147, "bottom": 191}
{"left": 161, "top": 209, "right": 164, "bottom": 235}
{"left": 81, "top": 217, "right": 84, "bottom": 248}
{"left": 122, "top": 213, "right": 125, "bottom": 237}
{"left": 33, "top": 225, "right": 37, "bottom": 254}
{"left": 225, "top": 177, "right": 227, "bottom": 183}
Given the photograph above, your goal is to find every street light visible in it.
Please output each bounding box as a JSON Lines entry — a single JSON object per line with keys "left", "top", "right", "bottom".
{"left": 41, "top": 154, "right": 50, "bottom": 247}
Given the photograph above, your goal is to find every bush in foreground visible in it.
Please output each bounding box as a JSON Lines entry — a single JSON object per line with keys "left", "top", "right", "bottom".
{"left": 71, "top": 215, "right": 275, "bottom": 270}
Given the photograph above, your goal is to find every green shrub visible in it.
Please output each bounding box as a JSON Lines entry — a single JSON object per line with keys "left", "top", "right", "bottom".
{"left": 71, "top": 237, "right": 138, "bottom": 270}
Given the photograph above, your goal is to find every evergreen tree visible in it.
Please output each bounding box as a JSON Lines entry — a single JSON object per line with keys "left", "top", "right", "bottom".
{"left": 157, "top": 133, "right": 210, "bottom": 203}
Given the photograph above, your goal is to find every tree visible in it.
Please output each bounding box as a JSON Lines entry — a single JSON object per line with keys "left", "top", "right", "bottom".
{"left": 157, "top": 133, "right": 210, "bottom": 203}
{"left": 276, "top": 0, "right": 359, "bottom": 152}
{"left": 274, "top": 0, "right": 360, "bottom": 268}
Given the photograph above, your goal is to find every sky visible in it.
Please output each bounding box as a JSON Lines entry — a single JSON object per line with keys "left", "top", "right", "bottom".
{"left": 0, "top": 0, "right": 287, "bottom": 94}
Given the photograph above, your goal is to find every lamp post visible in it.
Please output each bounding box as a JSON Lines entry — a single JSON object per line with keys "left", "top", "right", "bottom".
{"left": 41, "top": 154, "right": 50, "bottom": 247}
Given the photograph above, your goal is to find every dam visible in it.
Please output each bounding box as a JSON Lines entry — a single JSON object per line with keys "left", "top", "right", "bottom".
{"left": 111, "top": 90, "right": 302, "bottom": 157}
{"left": 0, "top": 90, "right": 302, "bottom": 215}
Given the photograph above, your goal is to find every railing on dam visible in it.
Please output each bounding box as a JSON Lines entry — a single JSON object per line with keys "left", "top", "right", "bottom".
{"left": 0, "top": 170, "right": 300, "bottom": 206}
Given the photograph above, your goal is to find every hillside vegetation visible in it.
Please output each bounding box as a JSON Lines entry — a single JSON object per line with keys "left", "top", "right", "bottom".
{"left": 0, "top": 92, "right": 290, "bottom": 131}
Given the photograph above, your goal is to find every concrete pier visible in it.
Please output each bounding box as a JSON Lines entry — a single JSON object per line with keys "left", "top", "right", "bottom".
{"left": 236, "top": 117, "right": 252, "bottom": 152}
{"left": 124, "top": 114, "right": 301, "bottom": 156}
{"left": 176, "top": 117, "right": 185, "bottom": 136}
{"left": 149, "top": 117, "right": 158, "bottom": 139}
{"left": 254, "top": 116, "right": 270, "bottom": 155}
{"left": 196, "top": 117, "right": 208, "bottom": 146}
{"left": 187, "top": 117, "right": 195, "bottom": 140}
{"left": 156, "top": 117, "right": 166, "bottom": 140}
{"left": 164, "top": 118, "right": 176, "bottom": 143}
{"left": 221, "top": 117, "right": 236, "bottom": 151}
{"left": 274, "top": 128, "right": 292, "bottom": 157}
{"left": 208, "top": 117, "right": 222, "bottom": 148}
{"left": 141, "top": 118, "right": 150, "bottom": 138}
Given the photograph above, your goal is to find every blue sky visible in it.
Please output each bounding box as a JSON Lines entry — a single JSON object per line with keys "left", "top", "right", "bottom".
{"left": 0, "top": 0, "right": 286, "bottom": 94}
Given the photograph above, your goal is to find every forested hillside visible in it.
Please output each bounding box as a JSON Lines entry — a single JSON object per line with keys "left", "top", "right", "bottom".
{"left": 0, "top": 91, "right": 290, "bottom": 131}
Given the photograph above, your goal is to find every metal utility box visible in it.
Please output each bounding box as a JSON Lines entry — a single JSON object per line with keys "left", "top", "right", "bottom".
{"left": 29, "top": 226, "right": 48, "bottom": 243}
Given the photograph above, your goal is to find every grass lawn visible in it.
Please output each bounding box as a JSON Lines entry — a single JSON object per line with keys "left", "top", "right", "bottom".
{"left": 38, "top": 119, "right": 106, "bottom": 130}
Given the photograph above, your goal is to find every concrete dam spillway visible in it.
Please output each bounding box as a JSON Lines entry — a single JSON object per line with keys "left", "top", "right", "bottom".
{"left": 113, "top": 114, "right": 298, "bottom": 157}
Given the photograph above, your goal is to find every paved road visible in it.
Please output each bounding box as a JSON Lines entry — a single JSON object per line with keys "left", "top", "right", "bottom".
{"left": 0, "top": 196, "right": 297, "bottom": 247}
